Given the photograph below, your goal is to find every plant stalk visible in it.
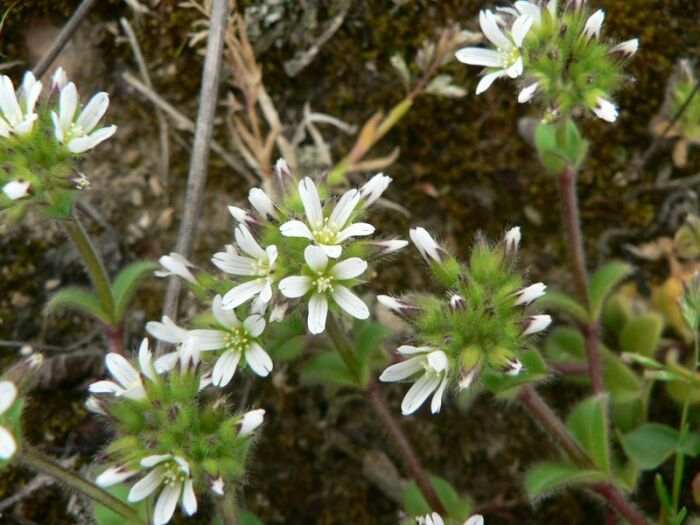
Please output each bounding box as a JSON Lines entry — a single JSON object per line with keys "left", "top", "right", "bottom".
{"left": 18, "top": 446, "right": 142, "bottom": 523}
{"left": 215, "top": 494, "right": 240, "bottom": 525}
{"left": 518, "top": 385, "right": 650, "bottom": 525}
{"left": 325, "top": 313, "right": 446, "bottom": 514}
{"left": 557, "top": 165, "right": 604, "bottom": 394}
{"left": 62, "top": 215, "right": 115, "bottom": 323}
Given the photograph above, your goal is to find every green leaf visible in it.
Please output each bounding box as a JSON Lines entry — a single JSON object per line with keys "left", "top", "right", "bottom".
{"left": 402, "top": 474, "right": 472, "bottom": 520}
{"left": 45, "top": 287, "right": 111, "bottom": 324}
{"left": 566, "top": 395, "right": 610, "bottom": 473}
{"left": 655, "top": 473, "right": 673, "bottom": 516}
{"left": 602, "top": 347, "right": 643, "bottom": 405}
{"left": 619, "top": 423, "right": 679, "bottom": 470}
{"left": 93, "top": 484, "right": 148, "bottom": 525}
{"left": 535, "top": 123, "right": 568, "bottom": 174}
{"left": 111, "top": 261, "right": 157, "bottom": 322}
{"left": 525, "top": 462, "right": 609, "bottom": 501}
{"left": 588, "top": 262, "right": 634, "bottom": 321}
{"left": 265, "top": 315, "right": 306, "bottom": 361}
{"left": 41, "top": 189, "right": 75, "bottom": 219}
{"left": 300, "top": 352, "right": 359, "bottom": 388}
{"left": 240, "top": 509, "right": 265, "bottom": 525}
{"left": 536, "top": 291, "right": 588, "bottom": 323}
{"left": 619, "top": 314, "right": 664, "bottom": 357}
{"left": 354, "top": 321, "right": 390, "bottom": 386}
{"left": 602, "top": 295, "right": 631, "bottom": 335}
{"left": 482, "top": 349, "right": 549, "bottom": 395}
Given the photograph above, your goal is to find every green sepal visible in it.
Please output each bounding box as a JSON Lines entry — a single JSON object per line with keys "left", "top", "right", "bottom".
{"left": 40, "top": 189, "right": 75, "bottom": 219}
{"left": 110, "top": 261, "right": 157, "bottom": 322}
{"left": 566, "top": 395, "right": 611, "bottom": 473}
{"left": 482, "top": 349, "right": 549, "bottom": 395}
{"left": 534, "top": 120, "right": 588, "bottom": 175}
{"left": 588, "top": 262, "right": 634, "bottom": 321}
{"left": 525, "top": 462, "right": 609, "bottom": 501}
{"left": 45, "top": 286, "right": 112, "bottom": 324}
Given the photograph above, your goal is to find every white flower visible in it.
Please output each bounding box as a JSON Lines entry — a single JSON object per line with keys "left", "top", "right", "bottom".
{"left": 216, "top": 225, "right": 277, "bottom": 310}
{"left": 280, "top": 177, "right": 375, "bottom": 258}
{"left": 592, "top": 96, "right": 618, "bottom": 123}
{"left": 279, "top": 245, "right": 369, "bottom": 334}
{"left": 455, "top": 10, "right": 533, "bottom": 94}
{"left": 51, "top": 82, "right": 117, "bottom": 153}
{"left": 582, "top": 9, "right": 604, "bottom": 41}
{"left": 146, "top": 316, "right": 189, "bottom": 372}
{"left": 3, "top": 180, "right": 31, "bottom": 200}
{"left": 417, "top": 513, "right": 485, "bottom": 525}
{"left": 409, "top": 227, "right": 443, "bottom": 263}
{"left": 505, "top": 358, "right": 524, "bottom": 376}
{"left": 239, "top": 408, "right": 265, "bottom": 436}
{"left": 522, "top": 314, "right": 552, "bottom": 336}
{"left": 0, "top": 72, "right": 41, "bottom": 137}
{"left": 185, "top": 295, "right": 272, "bottom": 387}
{"left": 518, "top": 81, "right": 539, "bottom": 103}
{"left": 514, "top": 282, "right": 547, "bottom": 305}
{"left": 248, "top": 187, "right": 278, "bottom": 219}
{"left": 0, "top": 381, "right": 18, "bottom": 460}
{"left": 359, "top": 173, "right": 392, "bottom": 206}
{"left": 51, "top": 67, "right": 68, "bottom": 91}
{"left": 610, "top": 39, "right": 639, "bottom": 57}
{"left": 504, "top": 226, "right": 521, "bottom": 253}
{"left": 89, "top": 339, "right": 157, "bottom": 400}
{"left": 155, "top": 253, "right": 197, "bottom": 284}
{"left": 127, "top": 454, "right": 197, "bottom": 525}
{"left": 379, "top": 346, "right": 450, "bottom": 415}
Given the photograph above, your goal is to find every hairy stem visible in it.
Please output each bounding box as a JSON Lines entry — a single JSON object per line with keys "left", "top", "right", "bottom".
{"left": 62, "top": 216, "right": 115, "bottom": 323}
{"left": 325, "top": 313, "right": 446, "bottom": 514}
{"left": 18, "top": 447, "right": 142, "bottom": 523}
{"left": 557, "top": 166, "right": 604, "bottom": 393}
{"left": 215, "top": 494, "right": 240, "bottom": 525}
{"left": 518, "top": 386, "right": 650, "bottom": 525}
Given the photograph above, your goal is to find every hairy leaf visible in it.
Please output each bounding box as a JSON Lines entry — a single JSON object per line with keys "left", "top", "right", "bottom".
{"left": 619, "top": 314, "right": 664, "bottom": 357}
{"left": 46, "top": 287, "right": 112, "bottom": 324}
{"left": 620, "top": 423, "right": 679, "bottom": 470}
{"left": 525, "top": 462, "right": 608, "bottom": 501}
{"left": 588, "top": 262, "right": 634, "bottom": 321}
{"left": 111, "top": 261, "right": 158, "bottom": 322}
{"left": 566, "top": 395, "right": 611, "bottom": 473}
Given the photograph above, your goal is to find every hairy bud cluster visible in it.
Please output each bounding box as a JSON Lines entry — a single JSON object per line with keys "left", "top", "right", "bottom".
{"left": 379, "top": 227, "right": 551, "bottom": 415}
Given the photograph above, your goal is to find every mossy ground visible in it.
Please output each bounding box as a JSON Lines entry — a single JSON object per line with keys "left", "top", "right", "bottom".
{"left": 1, "top": 0, "right": 700, "bottom": 523}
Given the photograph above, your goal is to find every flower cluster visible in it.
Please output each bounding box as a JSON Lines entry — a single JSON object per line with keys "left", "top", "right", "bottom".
{"left": 0, "top": 68, "right": 116, "bottom": 221}
{"left": 153, "top": 162, "right": 405, "bottom": 386}
{"left": 89, "top": 339, "right": 264, "bottom": 525}
{"left": 380, "top": 227, "right": 551, "bottom": 415}
{"left": 456, "top": 0, "right": 638, "bottom": 122}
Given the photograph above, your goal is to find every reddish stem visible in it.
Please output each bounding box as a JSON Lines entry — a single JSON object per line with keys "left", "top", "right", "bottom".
{"left": 104, "top": 323, "right": 124, "bottom": 355}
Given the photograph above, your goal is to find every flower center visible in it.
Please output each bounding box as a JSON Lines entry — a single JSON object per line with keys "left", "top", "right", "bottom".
{"left": 312, "top": 218, "right": 339, "bottom": 245}
{"left": 225, "top": 328, "right": 249, "bottom": 352}
{"left": 498, "top": 46, "right": 520, "bottom": 68}
{"left": 68, "top": 122, "right": 85, "bottom": 138}
{"left": 163, "top": 462, "right": 188, "bottom": 486}
{"left": 314, "top": 275, "right": 334, "bottom": 294}
{"left": 251, "top": 258, "right": 270, "bottom": 277}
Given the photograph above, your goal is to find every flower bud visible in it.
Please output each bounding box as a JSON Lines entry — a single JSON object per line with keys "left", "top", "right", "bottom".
{"left": 238, "top": 408, "right": 265, "bottom": 437}
{"left": 359, "top": 173, "right": 392, "bottom": 206}
{"left": 514, "top": 283, "right": 547, "bottom": 305}
{"left": 582, "top": 9, "right": 605, "bottom": 41}
{"left": 155, "top": 253, "right": 198, "bottom": 284}
{"left": 365, "top": 239, "right": 409, "bottom": 257}
{"left": 504, "top": 358, "right": 524, "bottom": 376}
{"left": 449, "top": 293, "right": 466, "bottom": 310}
{"left": 3, "top": 180, "right": 32, "bottom": 200}
{"left": 522, "top": 314, "right": 552, "bottom": 336}
{"left": 409, "top": 227, "right": 444, "bottom": 263}
{"left": 248, "top": 188, "right": 278, "bottom": 219}
{"left": 377, "top": 295, "right": 421, "bottom": 318}
{"left": 503, "top": 226, "right": 521, "bottom": 256}
{"left": 610, "top": 39, "right": 639, "bottom": 58}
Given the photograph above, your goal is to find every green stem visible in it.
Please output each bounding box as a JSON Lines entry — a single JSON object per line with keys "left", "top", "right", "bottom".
{"left": 18, "top": 446, "right": 142, "bottom": 523}
{"left": 62, "top": 214, "right": 115, "bottom": 323}
{"left": 670, "top": 333, "right": 699, "bottom": 517}
{"left": 324, "top": 313, "right": 446, "bottom": 515}
{"left": 215, "top": 494, "right": 240, "bottom": 525}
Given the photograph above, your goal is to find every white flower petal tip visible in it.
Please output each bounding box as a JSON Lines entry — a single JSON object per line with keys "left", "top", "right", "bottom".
{"left": 51, "top": 67, "right": 68, "bottom": 91}
{"left": 464, "top": 515, "right": 485, "bottom": 525}
{"left": 504, "top": 226, "right": 522, "bottom": 254}
{"left": 95, "top": 465, "right": 137, "bottom": 487}
{"left": 449, "top": 293, "right": 466, "bottom": 310}
{"left": 582, "top": 9, "right": 605, "bottom": 40}
{"left": 239, "top": 408, "right": 265, "bottom": 437}
{"left": 155, "top": 253, "right": 197, "bottom": 284}
{"left": 275, "top": 158, "right": 292, "bottom": 179}
{"left": 593, "top": 97, "right": 619, "bottom": 123}
{"left": 504, "top": 358, "right": 524, "bottom": 376}
{"left": 0, "top": 381, "right": 17, "bottom": 415}
{"left": 409, "top": 227, "right": 444, "bottom": 263}
{"left": 367, "top": 239, "right": 409, "bottom": 257}
{"left": 514, "top": 282, "right": 547, "bottom": 305}
{"left": 611, "top": 39, "right": 639, "bottom": 57}
{"left": 248, "top": 188, "right": 277, "bottom": 219}
{"left": 0, "top": 426, "right": 17, "bottom": 460}
{"left": 518, "top": 82, "right": 539, "bottom": 103}
{"left": 377, "top": 295, "right": 420, "bottom": 317}
{"left": 209, "top": 476, "right": 225, "bottom": 496}
{"left": 458, "top": 367, "right": 479, "bottom": 390}
{"left": 522, "top": 314, "right": 552, "bottom": 336}
{"left": 3, "top": 180, "right": 31, "bottom": 200}
{"left": 417, "top": 513, "right": 445, "bottom": 525}
{"left": 359, "top": 173, "right": 392, "bottom": 205}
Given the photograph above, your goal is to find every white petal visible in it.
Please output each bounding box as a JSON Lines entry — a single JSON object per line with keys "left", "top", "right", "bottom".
{"left": 222, "top": 279, "right": 265, "bottom": 309}
{"left": 248, "top": 187, "right": 277, "bottom": 218}
{"left": 0, "top": 426, "right": 16, "bottom": 460}
{"left": 505, "top": 56, "right": 523, "bottom": 78}
{"left": 337, "top": 222, "right": 375, "bottom": 241}
{"left": 228, "top": 206, "right": 250, "bottom": 223}
{"left": 153, "top": 483, "right": 182, "bottom": 525}
{"left": 181, "top": 479, "right": 197, "bottom": 516}
{"left": 213, "top": 294, "right": 238, "bottom": 328}
{"left": 332, "top": 285, "right": 369, "bottom": 320}
{"left": 523, "top": 314, "right": 552, "bottom": 336}
{"left": 299, "top": 177, "right": 323, "bottom": 227}
{"left": 430, "top": 376, "right": 449, "bottom": 414}
{"left": 239, "top": 408, "right": 265, "bottom": 437}
{"left": 0, "top": 76, "right": 22, "bottom": 124}
{"left": 138, "top": 338, "right": 156, "bottom": 381}
{"left": 3, "top": 180, "right": 31, "bottom": 200}
{"left": 304, "top": 245, "right": 329, "bottom": 273}
{"left": 245, "top": 342, "right": 273, "bottom": 377}
{"left": 454, "top": 47, "right": 501, "bottom": 67}
{"left": 154, "top": 352, "right": 179, "bottom": 373}
{"left": 518, "top": 81, "right": 539, "bottom": 103}
{"left": 0, "top": 381, "right": 17, "bottom": 414}
{"left": 330, "top": 258, "right": 367, "bottom": 280}
{"left": 427, "top": 350, "right": 449, "bottom": 373}
{"left": 479, "top": 10, "right": 511, "bottom": 49}
{"left": 319, "top": 244, "right": 343, "bottom": 258}
{"left": 88, "top": 380, "right": 124, "bottom": 395}
{"left": 96, "top": 466, "right": 137, "bottom": 487}
{"left": 511, "top": 14, "right": 533, "bottom": 47}
{"left": 593, "top": 97, "right": 618, "bottom": 123}
{"left": 611, "top": 39, "right": 639, "bottom": 57}
{"left": 128, "top": 468, "right": 164, "bottom": 502}
{"left": 397, "top": 345, "right": 433, "bottom": 355}
{"left": 514, "top": 1, "right": 541, "bottom": 25}
{"left": 279, "top": 275, "right": 312, "bottom": 298}
{"left": 401, "top": 373, "right": 441, "bottom": 415}
{"left": 243, "top": 315, "right": 266, "bottom": 337}
{"left": 279, "top": 220, "right": 314, "bottom": 239}
{"left": 359, "top": 173, "right": 392, "bottom": 205}
{"left": 379, "top": 356, "right": 425, "bottom": 382}
{"left": 329, "top": 189, "right": 360, "bottom": 229}
{"left": 146, "top": 316, "right": 188, "bottom": 344}
{"left": 235, "top": 225, "right": 266, "bottom": 260}
{"left": 465, "top": 515, "right": 485, "bottom": 525}
{"left": 58, "top": 82, "right": 78, "bottom": 133}
{"left": 67, "top": 126, "right": 117, "bottom": 153}
{"left": 186, "top": 329, "right": 226, "bottom": 352}
{"left": 308, "top": 293, "right": 329, "bottom": 334}
{"left": 409, "top": 227, "right": 442, "bottom": 261}
{"left": 212, "top": 351, "right": 242, "bottom": 387}
{"left": 140, "top": 454, "right": 172, "bottom": 468}
{"left": 105, "top": 353, "right": 139, "bottom": 389}
{"left": 583, "top": 9, "right": 605, "bottom": 40}
{"left": 76, "top": 92, "right": 109, "bottom": 133}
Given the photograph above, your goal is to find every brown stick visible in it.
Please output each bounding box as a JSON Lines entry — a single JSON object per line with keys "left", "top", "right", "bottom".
{"left": 160, "top": 0, "right": 230, "bottom": 338}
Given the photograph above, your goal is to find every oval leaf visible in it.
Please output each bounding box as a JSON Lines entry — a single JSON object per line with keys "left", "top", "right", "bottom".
{"left": 525, "top": 462, "right": 609, "bottom": 501}
{"left": 588, "top": 262, "right": 634, "bottom": 321}
{"left": 619, "top": 314, "right": 664, "bottom": 357}
{"left": 566, "top": 394, "right": 611, "bottom": 473}
{"left": 620, "top": 423, "right": 679, "bottom": 470}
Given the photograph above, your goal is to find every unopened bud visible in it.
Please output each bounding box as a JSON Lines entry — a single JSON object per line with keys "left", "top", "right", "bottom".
{"left": 522, "top": 314, "right": 552, "bottom": 336}
{"left": 449, "top": 293, "right": 466, "bottom": 310}
{"left": 377, "top": 295, "right": 421, "bottom": 318}
{"left": 238, "top": 408, "right": 265, "bottom": 437}
{"left": 409, "top": 227, "right": 444, "bottom": 263}
{"left": 503, "top": 226, "right": 521, "bottom": 257}
{"left": 504, "top": 358, "right": 524, "bottom": 376}
{"left": 514, "top": 283, "right": 547, "bottom": 306}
